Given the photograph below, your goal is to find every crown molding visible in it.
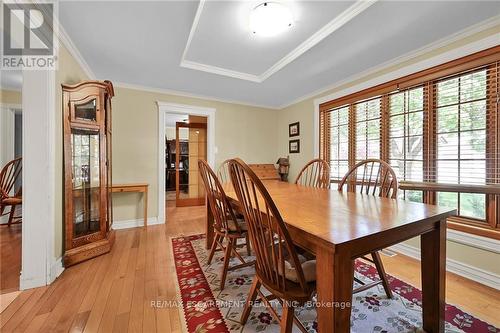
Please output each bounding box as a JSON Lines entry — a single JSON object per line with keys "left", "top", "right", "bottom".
{"left": 56, "top": 19, "right": 96, "bottom": 80}
{"left": 283, "top": 15, "right": 500, "bottom": 109}
{"left": 180, "top": 0, "right": 377, "bottom": 83}
{"left": 114, "top": 81, "right": 279, "bottom": 110}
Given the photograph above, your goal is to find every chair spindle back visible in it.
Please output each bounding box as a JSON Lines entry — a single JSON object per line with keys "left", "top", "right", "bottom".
{"left": 294, "top": 158, "right": 330, "bottom": 189}
{"left": 198, "top": 159, "right": 241, "bottom": 234}
{"left": 228, "top": 158, "right": 308, "bottom": 292}
{"left": 0, "top": 157, "right": 22, "bottom": 199}
{"left": 338, "top": 159, "right": 398, "bottom": 199}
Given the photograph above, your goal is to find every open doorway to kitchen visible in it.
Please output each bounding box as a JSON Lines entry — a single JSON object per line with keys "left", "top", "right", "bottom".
{"left": 0, "top": 72, "right": 23, "bottom": 307}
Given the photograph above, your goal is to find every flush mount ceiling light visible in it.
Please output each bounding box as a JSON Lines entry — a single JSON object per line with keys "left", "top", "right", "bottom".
{"left": 249, "top": 2, "right": 293, "bottom": 37}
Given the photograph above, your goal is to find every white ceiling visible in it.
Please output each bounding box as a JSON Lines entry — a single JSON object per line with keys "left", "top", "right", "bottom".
{"left": 3, "top": 1, "right": 499, "bottom": 109}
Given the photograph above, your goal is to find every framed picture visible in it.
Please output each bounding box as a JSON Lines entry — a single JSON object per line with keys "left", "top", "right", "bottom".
{"left": 289, "top": 139, "right": 300, "bottom": 154}
{"left": 289, "top": 122, "right": 300, "bottom": 137}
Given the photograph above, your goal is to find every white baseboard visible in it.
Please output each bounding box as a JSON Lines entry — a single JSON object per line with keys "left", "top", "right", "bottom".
{"left": 49, "top": 257, "right": 64, "bottom": 284}
{"left": 19, "top": 275, "right": 46, "bottom": 290}
{"left": 390, "top": 243, "right": 500, "bottom": 290}
{"left": 112, "top": 217, "right": 162, "bottom": 230}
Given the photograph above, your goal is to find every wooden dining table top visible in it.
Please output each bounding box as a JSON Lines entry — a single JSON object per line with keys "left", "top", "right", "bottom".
{"left": 223, "top": 180, "right": 456, "bottom": 247}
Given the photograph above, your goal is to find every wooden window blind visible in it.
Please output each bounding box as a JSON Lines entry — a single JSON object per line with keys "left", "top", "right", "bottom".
{"left": 388, "top": 86, "right": 424, "bottom": 202}
{"left": 355, "top": 97, "right": 382, "bottom": 163}
{"left": 325, "top": 106, "right": 350, "bottom": 180}
{"left": 319, "top": 46, "right": 500, "bottom": 239}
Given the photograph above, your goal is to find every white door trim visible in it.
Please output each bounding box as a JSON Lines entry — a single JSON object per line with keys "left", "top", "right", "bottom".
{"left": 20, "top": 69, "right": 56, "bottom": 289}
{"left": 156, "top": 102, "right": 216, "bottom": 224}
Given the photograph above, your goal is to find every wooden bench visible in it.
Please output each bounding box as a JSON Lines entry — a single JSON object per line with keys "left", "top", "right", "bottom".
{"left": 248, "top": 164, "right": 281, "bottom": 181}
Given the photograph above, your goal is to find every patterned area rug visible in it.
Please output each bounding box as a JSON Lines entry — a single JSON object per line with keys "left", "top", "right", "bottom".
{"left": 172, "top": 234, "right": 498, "bottom": 333}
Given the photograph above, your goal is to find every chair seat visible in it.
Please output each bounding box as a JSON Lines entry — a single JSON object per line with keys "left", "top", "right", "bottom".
{"left": 1, "top": 197, "right": 22, "bottom": 205}
{"left": 227, "top": 217, "right": 248, "bottom": 232}
{"left": 283, "top": 258, "right": 317, "bottom": 283}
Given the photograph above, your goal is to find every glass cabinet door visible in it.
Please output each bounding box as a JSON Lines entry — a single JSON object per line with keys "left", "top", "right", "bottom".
{"left": 74, "top": 98, "right": 97, "bottom": 122}
{"left": 71, "top": 128, "right": 101, "bottom": 238}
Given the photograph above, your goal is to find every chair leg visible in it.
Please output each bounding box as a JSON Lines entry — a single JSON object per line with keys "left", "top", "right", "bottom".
{"left": 220, "top": 238, "right": 233, "bottom": 290}
{"left": 8, "top": 204, "right": 16, "bottom": 226}
{"left": 371, "top": 251, "right": 393, "bottom": 299}
{"left": 241, "top": 277, "right": 260, "bottom": 325}
{"left": 245, "top": 233, "right": 251, "bottom": 256}
{"left": 207, "top": 234, "right": 219, "bottom": 265}
{"left": 280, "top": 302, "right": 294, "bottom": 333}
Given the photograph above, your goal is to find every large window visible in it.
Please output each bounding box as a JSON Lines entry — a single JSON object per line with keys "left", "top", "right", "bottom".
{"left": 388, "top": 87, "right": 424, "bottom": 202}
{"left": 319, "top": 47, "right": 500, "bottom": 238}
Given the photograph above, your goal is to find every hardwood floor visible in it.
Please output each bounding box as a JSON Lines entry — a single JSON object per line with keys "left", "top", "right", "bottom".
{"left": 1, "top": 202, "right": 499, "bottom": 332}
{"left": 0, "top": 223, "right": 21, "bottom": 294}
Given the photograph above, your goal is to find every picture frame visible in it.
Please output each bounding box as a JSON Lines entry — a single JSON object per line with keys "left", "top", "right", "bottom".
{"left": 289, "top": 139, "right": 300, "bottom": 154}
{"left": 289, "top": 122, "right": 300, "bottom": 137}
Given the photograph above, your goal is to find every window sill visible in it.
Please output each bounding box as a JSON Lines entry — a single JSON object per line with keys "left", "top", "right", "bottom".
{"left": 448, "top": 220, "right": 500, "bottom": 244}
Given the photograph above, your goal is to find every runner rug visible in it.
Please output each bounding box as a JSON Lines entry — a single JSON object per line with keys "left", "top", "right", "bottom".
{"left": 172, "top": 234, "right": 498, "bottom": 333}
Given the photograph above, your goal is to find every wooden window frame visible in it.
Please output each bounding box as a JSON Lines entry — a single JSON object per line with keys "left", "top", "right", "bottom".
{"left": 319, "top": 46, "right": 500, "bottom": 240}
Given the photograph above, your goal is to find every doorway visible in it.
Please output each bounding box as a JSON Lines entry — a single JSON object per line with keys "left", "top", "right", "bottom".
{"left": 165, "top": 114, "right": 207, "bottom": 208}
{"left": 157, "top": 102, "right": 216, "bottom": 224}
{"left": 0, "top": 97, "right": 23, "bottom": 301}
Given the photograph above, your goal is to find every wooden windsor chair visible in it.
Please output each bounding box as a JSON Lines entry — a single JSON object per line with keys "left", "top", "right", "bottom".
{"left": 229, "top": 158, "right": 315, "bottom": 333}
{"left": 338, "top": 158, "right": 398, "bottom": 298}
{"left": 294, "top": 158, "right": 330, "bottom": 189}
{"left": 0, "top": 157, "right": 22, "bottom": 226}
{"left": 198, "top": 159, "right": 253, "bottom": 290}
{"left": 217, "top": 159, "right": 231, "bottom": 185}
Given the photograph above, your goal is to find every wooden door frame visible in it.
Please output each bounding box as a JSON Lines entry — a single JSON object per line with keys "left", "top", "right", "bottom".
{"left": 157, "top": 102, "right": 216, "bottom": 224}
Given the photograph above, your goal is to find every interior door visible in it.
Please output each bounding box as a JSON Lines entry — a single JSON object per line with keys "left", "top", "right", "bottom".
{"left": 175, "top": 122, "right": 207, "bottom": 207}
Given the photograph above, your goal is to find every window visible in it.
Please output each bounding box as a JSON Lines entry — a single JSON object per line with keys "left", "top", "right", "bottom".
{"left": 319, "top": 46, "right": 500, "bottom": 238}
{"left": 355, "top": 98, "right": 381, "bottom": 163}
{"left": 435, "top": 69, "right": 488, "bottom": 220}
{"left": 326, "top": 106, "right": 350, "bottom": 180}
{"left": 388, "top": 87, "right": 424, "bottom": 202}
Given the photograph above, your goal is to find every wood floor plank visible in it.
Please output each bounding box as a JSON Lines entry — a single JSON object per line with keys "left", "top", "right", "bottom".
{"left": 0, "top": 287, "right": 47, "bottom": 331}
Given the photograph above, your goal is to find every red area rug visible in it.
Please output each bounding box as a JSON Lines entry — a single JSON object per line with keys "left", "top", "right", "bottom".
{"left": 172, "top": 234, "right": 498, "bottom": 333}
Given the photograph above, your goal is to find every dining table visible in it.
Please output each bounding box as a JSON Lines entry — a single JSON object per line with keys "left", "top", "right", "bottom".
{"left": 206, "top": 180, "right": 456, "bottom": 333}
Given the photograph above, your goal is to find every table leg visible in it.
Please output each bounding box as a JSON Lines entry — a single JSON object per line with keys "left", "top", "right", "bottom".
{"left": 316, "top": 249, "right": 354, "bottom": 333}
{"left": 421, "top": 219, "right": 446, "bottom": 333}
{"left": 144, "top": 187, "right": 148, "bottom": 227}
{"left": 205, "top": 201, "right": 214, "bottom": 250}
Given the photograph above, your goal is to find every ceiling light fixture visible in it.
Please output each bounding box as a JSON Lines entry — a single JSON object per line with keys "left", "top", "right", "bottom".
{"left": 249, "top": 2, "right": 293, "bottom": 37}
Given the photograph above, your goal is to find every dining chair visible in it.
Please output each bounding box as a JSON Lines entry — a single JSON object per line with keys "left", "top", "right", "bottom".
{"left": 217, "top": 159, "right": 231, "bottom": 184}
{"left": 294, "top": 158, "right": 330, "bottom": 189}
{"left": 198, "top": 159, "right": 253, "bottom": 290}
{"left": 229, "top": 158, "right": 315, "bottom": 333}
{"left": 338, "top": 158, "right": 398, "bottom": 298}
{"left": 0, "top": 157, "right": 22, "bottom": 226}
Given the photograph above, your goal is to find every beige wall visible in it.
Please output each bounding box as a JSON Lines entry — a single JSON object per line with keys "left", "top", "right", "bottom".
{"left": 54, "top": 44, "right": 90, "bottom": 258}
{"left": 111, "top": 87, "right": 278, "bottom": 222}
{"left": 0, "top": 89, "right": 22, "bottom": 104}
{"left": 277, "top": 25, "right": 500, "bottom": 275}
